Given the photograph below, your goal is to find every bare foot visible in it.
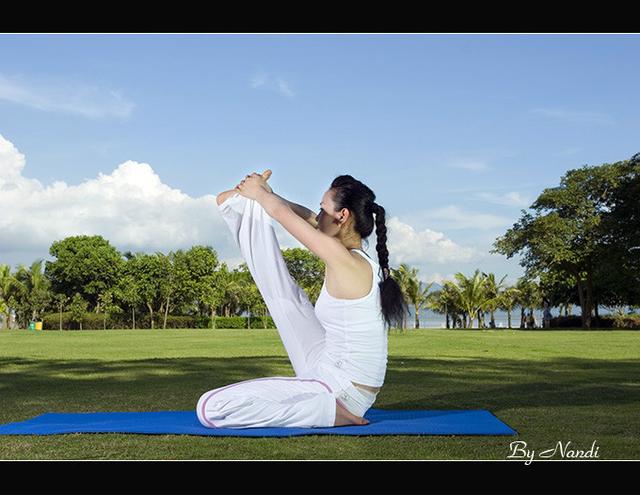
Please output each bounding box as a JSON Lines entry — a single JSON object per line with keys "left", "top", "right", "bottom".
{"left": 217, "top": 169, "right": 273, "bottom": 206}
{"left": 260, "top": 169, "right": 273, "bottom": 193}
{"left": 334, "top": 400, "right": 370, "bottom": 426}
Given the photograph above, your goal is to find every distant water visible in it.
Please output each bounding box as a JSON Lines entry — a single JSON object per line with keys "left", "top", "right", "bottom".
{"left": 405, "top": 306, "right": 622, "bottom": 328}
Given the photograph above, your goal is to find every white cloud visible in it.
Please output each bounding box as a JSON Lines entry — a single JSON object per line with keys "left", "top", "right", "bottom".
{"left": 417, "top": 205, "right": 512, "bottom": 231}
{"left": 447, "top": 160, "right": 491, "bottom": 172}
{"left": 275, "top": 77, "right": 294, "bottom": 98}
{"left": 385, "top": 217, "right": 477, "bottom": 264}
{"left": 475, "top": 191, "right": 531, "bottom": 207}
{"left": 250, "top": 73, "right": 268, "bottom": 89}
{"left": 424, "top": 272, "right": 458, "bottom": 286}
{"left": 557, "top": 146, "right": 582, "bottom": 156}
{"left": 249, "top": 72, "right": 295, "bottom": 99}
{"left": 530, "top": 107, "right": 615, "bottom": 126}
{"left": 0, "top": 73, "right": 135, "bottom": 119}
{"left": 0, "top": 133, "right": 224, "bottom": 261}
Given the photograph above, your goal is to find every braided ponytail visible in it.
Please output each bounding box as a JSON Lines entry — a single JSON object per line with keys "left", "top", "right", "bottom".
{"left": 372, "top": 203, "right": 390, "bottom": 280}
{"left": 330, "top": 175, "right": 407, "bottom": 330}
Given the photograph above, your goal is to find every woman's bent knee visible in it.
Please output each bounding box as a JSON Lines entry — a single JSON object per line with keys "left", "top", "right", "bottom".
{"left": 196, "top": 389, "right": 233, "bottom": 428}
{"left": 196, "top": 390, "right": 215, "bottom": 427}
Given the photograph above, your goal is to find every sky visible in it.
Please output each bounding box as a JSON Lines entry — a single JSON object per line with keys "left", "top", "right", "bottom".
{"left": 1, "top": 33, "right": 639, "bottom": 288}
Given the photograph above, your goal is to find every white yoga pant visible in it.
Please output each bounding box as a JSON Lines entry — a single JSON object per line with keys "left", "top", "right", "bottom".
{"left": 196, "top": 192, "right": 378, "bottom": 428}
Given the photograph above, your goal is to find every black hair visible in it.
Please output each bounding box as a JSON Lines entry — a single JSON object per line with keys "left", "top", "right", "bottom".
{"left": 329, "top": 175, "right": 407, "bottom": 329}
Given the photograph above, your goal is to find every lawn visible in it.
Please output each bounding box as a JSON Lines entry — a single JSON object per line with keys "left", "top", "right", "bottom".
{"left": 0, "top": 327, "right": 638, "bottom": 460}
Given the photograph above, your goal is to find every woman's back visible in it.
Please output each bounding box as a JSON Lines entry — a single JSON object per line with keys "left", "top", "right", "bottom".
{"left": 314, "top": 248, "right": 389, "bottom": 389}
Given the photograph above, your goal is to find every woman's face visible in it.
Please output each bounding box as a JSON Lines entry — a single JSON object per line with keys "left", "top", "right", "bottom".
{"left": 316, "top": 189, "right": 347, "bottom": 236}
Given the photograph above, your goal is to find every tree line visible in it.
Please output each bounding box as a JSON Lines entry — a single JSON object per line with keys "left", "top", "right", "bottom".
{"left": 0, "top": 243, "right": 557, "bottom": 331}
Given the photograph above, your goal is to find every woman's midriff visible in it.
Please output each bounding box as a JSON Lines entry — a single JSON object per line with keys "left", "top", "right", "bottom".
{"left": 351, "top": 381, "right": 380, "bottom": 394}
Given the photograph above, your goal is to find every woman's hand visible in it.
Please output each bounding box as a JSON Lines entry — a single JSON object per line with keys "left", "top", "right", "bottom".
{"left": 235, "top": 170, "right": 273, "bottom": 200}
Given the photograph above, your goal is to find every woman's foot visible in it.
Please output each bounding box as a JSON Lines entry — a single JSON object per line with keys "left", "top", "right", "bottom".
{"left": 217, "top": 169, "right": 273, "bottom": 206}
{"left": 334, "top": 400, "right": 370, "bottom": 426}
{"left": 261, "top": 169, "right": 272, "bottom": 191}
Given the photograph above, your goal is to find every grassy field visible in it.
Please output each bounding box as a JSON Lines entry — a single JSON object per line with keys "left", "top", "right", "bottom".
{"left": 0, "top": 327, "right": 638, "bottom": 460}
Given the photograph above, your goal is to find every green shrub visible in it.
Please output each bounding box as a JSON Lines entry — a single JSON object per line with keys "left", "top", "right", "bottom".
{"left": 201, "top": 315, "right": 275, "bottom": 329}
{"left": 548, "top": 315, "right": 638, "bottom": 329}
{"left": 41, "top": 312, "right": 275, "bottom": 330}
{"left": 137, "top": 314, "right": 198, "bottom": 329}
{"left": 42, "top": 311, "right": 116, "bottom": 330}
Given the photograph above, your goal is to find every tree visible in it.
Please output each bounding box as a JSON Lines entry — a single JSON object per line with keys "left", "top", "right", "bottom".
{"left": 114, "top": 272, "right": 143, "bottom": 330}
{"left": 14, "top": 260, "right": 51, "bottom": 324}
{"left": 97, "top": 290, "right": 122, "bottom": 330}
{"left": 481, "top": 272, "right": 508, "bottom": 328}
{"left": 492, "top": 159, "right": 632, "bottom": 328}
{"left": 173, "top": 246, "right": 220, "bottom": 325}
{"left": 497, "top": 286, "right": 521, "bottom": 329}
{"left": 513, "top": 278, "right": 542, "bottom": 329}
{"left": 390, "top": 264, "right": 413, "bottom": 332}
{"left": 201, "top": 269, "right": 226, "bottom": 329}
{"left": 125, "top": 253, "right": 170, "bottom": 329}
{"left": 282, "top": 247, "right": 325, "bottom": 302}
{"left": 53, "top": 293, "right": 69, "bottom": 330}
{"left": 402, "top": 267, "right": 432, "bottom": 329}
{"left": 449, "top": 270, "right": 488, "bottom": 329}
{"left": 598, "top": 152, "right": 640, "bottom": 308}
{"left": 45, "top": 235, "right": 123, "bottom": 311}
{"left": 222, "top": 269, "right": 250, "bottom": 318}
{"left": 69, "top": 293, "right": 88, "bottom": 330}
{"left": 243, "top": 283, "right": 263, "bottom": 329}
{"left": 0, "top": 264, "right": 19, "bottom": 329}
{"left": 156, "top": 252, "right": 176, "bottom": 330}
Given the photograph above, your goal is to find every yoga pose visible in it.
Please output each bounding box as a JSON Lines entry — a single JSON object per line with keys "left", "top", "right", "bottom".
{"left": 196, "top": 170, "right": 406, "bottom": 428}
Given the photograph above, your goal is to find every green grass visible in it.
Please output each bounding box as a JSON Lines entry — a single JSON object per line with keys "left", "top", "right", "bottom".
{"left": 0, "top": 327, "right": 638, "bottom": 460}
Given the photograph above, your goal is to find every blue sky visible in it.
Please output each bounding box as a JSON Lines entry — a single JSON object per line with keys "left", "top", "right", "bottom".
{"left": 1, "top": 33, "right": 638, "bottom": 286}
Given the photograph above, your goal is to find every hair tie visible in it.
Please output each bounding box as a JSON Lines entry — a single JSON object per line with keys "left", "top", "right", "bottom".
{"left": 382, "top": 267, "right": 390, "bottom": 280}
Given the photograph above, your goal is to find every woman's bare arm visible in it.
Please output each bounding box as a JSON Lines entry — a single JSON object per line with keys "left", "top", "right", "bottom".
{"left": 271, "top": 192, "right": 318, "bottom": 229}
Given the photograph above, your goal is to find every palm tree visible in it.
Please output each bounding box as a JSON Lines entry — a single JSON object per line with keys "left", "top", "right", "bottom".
{"left": 450, "top": 269, "right": 489, "bottom": 328}
{"left": 0, "top": 264, "right": 18, "bottom": 329}
{"left": 402, "top": 266, "right": 433, "bottom": 329}
{"left": 425, "top": 281, "right": 458, "bottom": 329}
{"left": 14, "top": 260, "right": 51, "bottom": 324}
{"left": 392, "top": 264, "right": 414, "bottom": 332}
{"left": 497, "top": 286, "right": 521, "bottom": 329}
{"left": 442, "top": 280, "right": 465, "bottom": 328}
{"left": 481, "top": 272, "right": 508, "bottom": 328}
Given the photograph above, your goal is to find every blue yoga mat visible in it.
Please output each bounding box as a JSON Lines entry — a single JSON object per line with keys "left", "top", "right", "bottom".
{"left": 0, "top": 408, "right": 517, "bottom": 437}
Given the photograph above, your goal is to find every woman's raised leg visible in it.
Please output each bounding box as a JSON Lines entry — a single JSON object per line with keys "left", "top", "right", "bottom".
{"left": 217, "top": 191, "right": 327, "bottom": 377}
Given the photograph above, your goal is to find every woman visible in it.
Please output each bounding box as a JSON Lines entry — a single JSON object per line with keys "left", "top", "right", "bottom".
{"left": 196, "top": 170, "right": 406, "bottom": 428}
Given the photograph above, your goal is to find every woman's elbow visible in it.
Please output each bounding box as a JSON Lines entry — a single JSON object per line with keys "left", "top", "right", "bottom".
{"left": 216, "top": 189, "right": 236, "bottom": 206}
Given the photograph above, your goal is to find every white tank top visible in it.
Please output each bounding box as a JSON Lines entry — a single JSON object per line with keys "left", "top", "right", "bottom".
{"left": 314, "top": 248, "right": 388, "bottom": 388}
